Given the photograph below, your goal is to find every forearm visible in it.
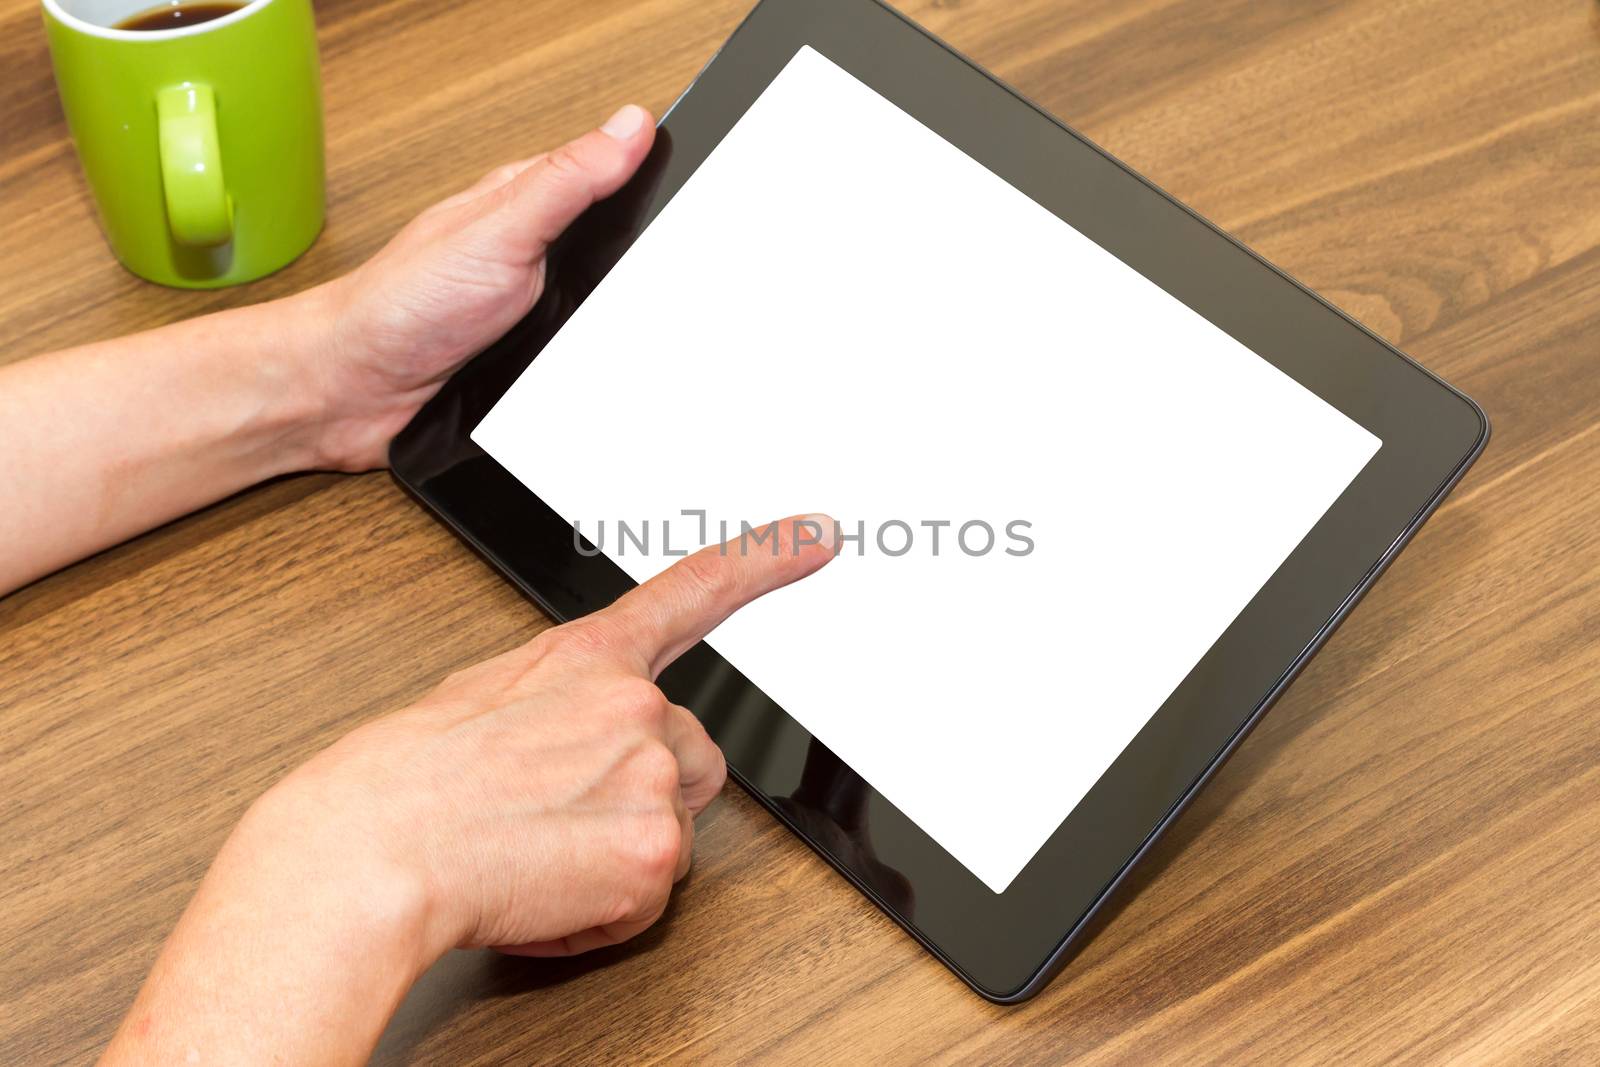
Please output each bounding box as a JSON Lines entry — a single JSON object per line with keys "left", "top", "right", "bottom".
{"left": 0, "top": 288, "right": 335, "bottom": 595}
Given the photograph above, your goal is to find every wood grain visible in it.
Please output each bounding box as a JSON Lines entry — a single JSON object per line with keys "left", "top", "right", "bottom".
{"left": 4, "top": 0, "right": 1600, "bottom": 1062}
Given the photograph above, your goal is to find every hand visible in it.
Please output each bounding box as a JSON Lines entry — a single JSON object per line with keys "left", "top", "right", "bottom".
{"left": 103, "top": 516, "right": 836, "bottom": 1065}
{"left": 267, "top": 516, "right": 834, "bottom": 958}
{"left": 0, "top": 104, "right": 655, "bottom": 594}
{"left": 298, "top": 104, "right": 655, "bottom": 471}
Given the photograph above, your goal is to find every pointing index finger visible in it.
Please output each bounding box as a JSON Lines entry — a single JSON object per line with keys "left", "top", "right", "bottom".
{"left": 592, "top": 514, "right": 837, "bottom": 678}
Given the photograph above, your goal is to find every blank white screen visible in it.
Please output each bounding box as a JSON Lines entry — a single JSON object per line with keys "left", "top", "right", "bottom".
{"left": 472, "top": 46, "right": 1381, "bottom": 893}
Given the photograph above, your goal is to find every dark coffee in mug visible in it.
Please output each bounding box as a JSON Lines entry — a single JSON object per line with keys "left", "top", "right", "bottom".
{"left": 115, "top": 2, "right": 245, "bottom": 31}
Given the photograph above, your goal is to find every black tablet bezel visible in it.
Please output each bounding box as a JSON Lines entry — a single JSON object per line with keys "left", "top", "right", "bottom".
{"left": 390, "top": 0, "right": 1489, "bottom": 1003}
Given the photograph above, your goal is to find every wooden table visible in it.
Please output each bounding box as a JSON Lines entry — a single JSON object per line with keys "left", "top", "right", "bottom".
{"left": 5, "top": 0, "right": 1600, "bottom": 1061}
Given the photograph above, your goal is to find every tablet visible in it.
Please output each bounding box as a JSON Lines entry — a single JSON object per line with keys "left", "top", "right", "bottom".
{"left": 390, "top": 0, "right": 1488, "bottom": 1002}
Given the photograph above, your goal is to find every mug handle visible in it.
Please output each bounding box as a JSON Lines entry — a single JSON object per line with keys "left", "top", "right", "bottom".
{"left": 156, "top": 83, "right": 233, "bottom": 247}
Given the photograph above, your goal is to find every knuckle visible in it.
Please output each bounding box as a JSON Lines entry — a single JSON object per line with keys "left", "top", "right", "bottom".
{"left": 627, "top": 740, "right": 681, "bottom": 796}
{"left": 630, "top": 810, "right": 683, "bottom": 882}
{"left": 608, "top": 813, "right": 680, "bottom": 921}
{"left": 608, "top": 884, "right": 669, "bottom": 929}
{"left": 540, "top": 143, "right": 589, "bottom": 183}
{"left": 674, "top": 549, "right": 734, "bottom": 604}
{"left": 610, "top": 678, "right": 668, "bottom": 729}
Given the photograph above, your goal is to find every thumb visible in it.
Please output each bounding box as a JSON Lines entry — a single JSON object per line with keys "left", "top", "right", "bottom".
{"left": 494, "top": 104, "right": 656, "bottom": 261}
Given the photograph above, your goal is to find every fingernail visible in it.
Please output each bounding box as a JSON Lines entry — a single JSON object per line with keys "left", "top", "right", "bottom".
{"left": 601, "top": 104, "right": 646, "bottom": 140}
{"left": 801, "top": 514, "right": 837, "bottom": 552}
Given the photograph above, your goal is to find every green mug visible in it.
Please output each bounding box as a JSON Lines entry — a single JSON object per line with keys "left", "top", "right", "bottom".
{"left": 42, "top": 0, "right": 325, "bottom": 288}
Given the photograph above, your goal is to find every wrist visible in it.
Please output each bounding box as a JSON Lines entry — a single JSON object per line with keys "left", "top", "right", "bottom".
{"left": 222, "top": 778, "right": 456, "bottom": 989}
{"left": 268, "top": 273, "right": 428, "bottom": 473}
{"left": 252, "top": 280, "right": 359, "bottom": 474}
